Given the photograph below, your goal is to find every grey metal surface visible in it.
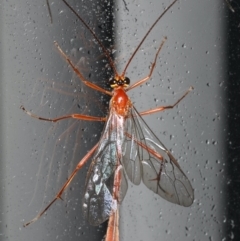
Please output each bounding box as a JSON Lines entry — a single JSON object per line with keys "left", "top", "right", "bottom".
{"left": 0, "top": 0, "right": 236, "bottom": 241}
{"left": 116, "top": 0, "right": 228, "bottom": 240}
{"left": 1, "top": 0, "right": 111, "bottom": 240}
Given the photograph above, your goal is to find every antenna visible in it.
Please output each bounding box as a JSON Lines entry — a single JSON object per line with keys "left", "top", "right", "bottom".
{"left": 62, "top": 0, "right": 119, "bottom": 77}
{"left": 121, "top": 0, "right": 178, "bottom": 77}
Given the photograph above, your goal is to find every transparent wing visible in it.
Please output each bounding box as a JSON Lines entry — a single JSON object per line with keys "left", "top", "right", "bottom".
{"left": 122, "top": 106, "right": 194, "bottom": 207}
{"left": 82, "top": 112, "right": 128, "bottom": 226}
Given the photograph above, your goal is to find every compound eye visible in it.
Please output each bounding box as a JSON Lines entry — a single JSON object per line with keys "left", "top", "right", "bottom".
{"left": 109, "top": 77, "right": 117, "bottom": 88}
{"left": 124, "top": 77, "right": 130, "bottom": 86}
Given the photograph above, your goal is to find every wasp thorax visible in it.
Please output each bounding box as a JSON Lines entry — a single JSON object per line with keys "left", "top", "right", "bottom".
{"left": 111, "top": 88, "right": 131, "bottom": 116}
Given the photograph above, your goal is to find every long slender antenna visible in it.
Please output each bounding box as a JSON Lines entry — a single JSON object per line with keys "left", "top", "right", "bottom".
{"left": 46, "top": 0, "right": 53, "bottom": 24}
{"left": 62, "top": 0, "right": 119, "bottom": 77}
{"left": 121, "top": 0, "right": 178, "bottom": 77}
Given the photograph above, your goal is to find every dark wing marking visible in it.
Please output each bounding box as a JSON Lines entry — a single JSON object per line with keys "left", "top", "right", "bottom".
{"left": 83, "top": 112, "right": 128, "bottom": 225}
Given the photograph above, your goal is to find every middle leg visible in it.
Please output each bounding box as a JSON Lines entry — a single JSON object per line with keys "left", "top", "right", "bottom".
{"left": 21, "top": 105, "right": 106, "bottom": 122}
{"left": 139, "top": 86, "right": 193, "bottom": 116}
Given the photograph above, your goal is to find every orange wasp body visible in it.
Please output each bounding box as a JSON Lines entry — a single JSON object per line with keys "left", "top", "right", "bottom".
{"left": 22, "top": 0, "right": 194, "bottom": 240}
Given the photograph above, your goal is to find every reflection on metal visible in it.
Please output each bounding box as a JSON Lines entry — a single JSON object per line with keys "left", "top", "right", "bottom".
{"left": 225, "top": 0, "right": 235, "bottom": 12}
